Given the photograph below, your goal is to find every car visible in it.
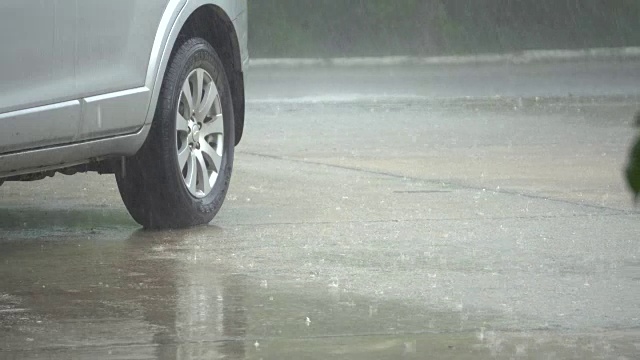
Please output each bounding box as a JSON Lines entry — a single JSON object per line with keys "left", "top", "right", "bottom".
{"left": 0, "top": 0, "right": 248, "bottom": 229}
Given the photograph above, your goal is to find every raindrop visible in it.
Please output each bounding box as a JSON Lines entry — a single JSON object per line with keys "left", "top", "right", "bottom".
{"left": 369, "top": 304, "right": 378, "bottom": 317}
{"left": 477, "top": 327, "right": 486, "bottom": 341}
{"left": 515, "top": 344, "right": 528, "bottom": 356}
{"left": 403, "top": 341, "right": 416, "bottom": 354}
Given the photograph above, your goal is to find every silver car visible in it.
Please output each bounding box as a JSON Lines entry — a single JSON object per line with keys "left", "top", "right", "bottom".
{"left": 0, "top": 0, "right": 248, "bottom": 229}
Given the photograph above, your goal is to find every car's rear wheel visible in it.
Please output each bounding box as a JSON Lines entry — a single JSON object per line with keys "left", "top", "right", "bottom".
{"left": 116, "top": 37, "right": 234, "bottom": 229}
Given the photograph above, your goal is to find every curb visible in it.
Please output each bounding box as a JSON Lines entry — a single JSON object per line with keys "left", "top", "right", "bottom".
{"left": 249, "top": 47, "right": 640, "bottom": 68}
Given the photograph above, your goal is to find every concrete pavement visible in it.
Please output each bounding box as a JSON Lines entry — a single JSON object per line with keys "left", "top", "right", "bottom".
{"left": 1, "top": 60, "right": 640, "bottom": 359}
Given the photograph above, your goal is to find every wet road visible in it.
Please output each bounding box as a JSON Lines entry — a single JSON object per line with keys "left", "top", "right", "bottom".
{"left": 1, "top": 60, "right": 640, "bottom": 359}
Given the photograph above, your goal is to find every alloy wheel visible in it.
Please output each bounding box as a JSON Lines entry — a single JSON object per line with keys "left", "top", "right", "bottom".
{"left": 175, "top": 68, "right": 224, "bottom": 198}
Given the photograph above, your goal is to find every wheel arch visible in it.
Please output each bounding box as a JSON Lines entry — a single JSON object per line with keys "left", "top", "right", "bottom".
{"left": 144, "top": 1, "right": 245, "bottom": 146}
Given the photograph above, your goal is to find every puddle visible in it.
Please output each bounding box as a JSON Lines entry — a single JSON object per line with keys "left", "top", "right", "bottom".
{"left": 0, "top": 207, "right": 137, "bottom": 238}
{"left": 0, "top": 227, "right": 637, "bottom": 359}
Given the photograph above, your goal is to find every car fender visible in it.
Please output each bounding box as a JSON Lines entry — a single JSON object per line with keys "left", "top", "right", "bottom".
{"left": 142, "top": 0, "right": 241, "bottom": 129}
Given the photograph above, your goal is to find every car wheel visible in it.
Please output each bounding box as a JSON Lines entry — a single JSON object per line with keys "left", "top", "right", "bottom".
{"left": 116, "top": 37, "right": 234, "bottom": 229}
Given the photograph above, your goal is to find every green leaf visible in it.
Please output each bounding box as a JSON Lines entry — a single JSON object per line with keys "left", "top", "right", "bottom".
{"left": 627, "top": 120, "right": 640, "bottom": 202}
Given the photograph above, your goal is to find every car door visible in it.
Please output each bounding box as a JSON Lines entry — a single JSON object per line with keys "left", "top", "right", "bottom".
{"left": 75, "top": 0, "right": 170, "bottom": 140}
{"left": 0, "top": 0, "right": 80, "bottom": 154}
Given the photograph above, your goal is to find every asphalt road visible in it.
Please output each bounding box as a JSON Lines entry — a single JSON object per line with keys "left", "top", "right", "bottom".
{"left": 1, "top": 59, "right": 640, "bottom": 359}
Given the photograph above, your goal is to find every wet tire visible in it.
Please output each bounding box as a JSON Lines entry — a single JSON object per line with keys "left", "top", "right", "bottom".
{"left": 116, "top": 37, "right": 234, "bottom": 229}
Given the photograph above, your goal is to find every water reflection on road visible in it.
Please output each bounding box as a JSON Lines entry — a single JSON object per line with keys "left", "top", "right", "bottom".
{"left": 127, "top": 230, "right": 249, "bottom": 359}
{"left": 1, "top": 211, "right": 638, "bottom": 359}
{"left": 0, "top": 223, "right": 250, "bottom": 359}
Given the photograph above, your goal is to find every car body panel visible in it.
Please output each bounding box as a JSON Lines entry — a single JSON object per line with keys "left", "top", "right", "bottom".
{"left": 0, "top": 101, "right": 80, "bottom": 154}
{"left": 235, "top": 9, "right": 249, "bottom": 68}
{"left": 0, "top": 0, "right": 246, "bottom": 178}
{"left": 0, "top": 127, "right": 147, "bottom": 179}
{"left": 0, "top": 1, "right": 78, "bottom": 153}
{"left": 75, "top": 1, "right": 168, "bottom": 97}
{"left": 141, "top": 0, "right": 246, "bottom": 127}
{"left": 0, "top": 1, "right": 76, "bottom": 114}
{"left": 74, "top": 0, "right": 168, "bottom": 140}
{"left": 80, "top": 88, "right": 152, "bottom": 139}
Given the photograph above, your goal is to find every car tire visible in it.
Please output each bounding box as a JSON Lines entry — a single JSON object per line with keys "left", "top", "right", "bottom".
{"left": 116, "top": 37, "right": 234, "bottom": 229}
